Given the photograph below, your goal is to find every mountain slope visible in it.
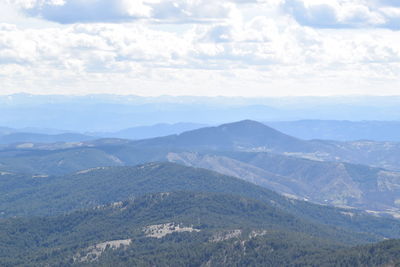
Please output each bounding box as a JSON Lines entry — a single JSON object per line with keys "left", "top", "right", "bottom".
{"left": 266, "top": 120, "right": 400, "bottom": 142}
{"left": 0, "top": 132, "right": 95, "bottom": 145}
{"left": 1, "top": 162, "right": 400, "bottom": 242}
{"left": 0, "top": 147, "right": 124, "bottom": 175}
{"left": 100, "top": 122, "right": 207, "bottom": 140}
{"left": 102, "top": 120, "right": 400, "bottom": 172}
{"left": 137, "top": 120, "right": 400, "bottom": 171}
{"left": 1, "top": 120, "right": 400, "bottom": 215}
{"left": 1, "top": 191, "right": 400, "bottom": 266}
{"left": 166, "top": 152, "right": 299, "bottom": 195}
{"left": 1, "top": 119, "right": 400, "bottom": 174}
{"left": 0, "top": 127, "right": 14, "bottom": 136}
{"left": 133, "top": 120, "right": 317, "bottom": 152}
{"left": 169, "top": 151, "right": 400, "bottom": 212}
{"left": 0, "top": 192, "right": 381, "bottom": 266}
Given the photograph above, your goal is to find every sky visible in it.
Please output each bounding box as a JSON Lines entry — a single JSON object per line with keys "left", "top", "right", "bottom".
{"left": 0, "top": 0, "right": 399, "bottom": 97}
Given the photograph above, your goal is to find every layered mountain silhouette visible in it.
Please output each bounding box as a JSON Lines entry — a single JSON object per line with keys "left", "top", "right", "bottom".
{"left": 0, "top": 132, "right": 95, "bottom": 145}
{"left": 267, "top": 120, "right": 400, "bottom": 142}
{"left": 133, "top": 120, "right": 318, "bottom": 152}
{"left": 1, "top": 120, "right": 400, "bottom": 214}
{"left": 98, "top": 122, "right": 207, "bottom": 140}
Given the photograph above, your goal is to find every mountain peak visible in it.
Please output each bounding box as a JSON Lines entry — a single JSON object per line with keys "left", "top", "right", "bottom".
{"left": 135, "top": 119, "right": 314, "bottom": 152}
{"left": 219, "top": 119, "right": 267, "bottom": 128}
{"left": 218, "top": 120, "right": 280, "bottom": 132}
{"left": 214, "top": 119, "right": 299, "bottom": 142}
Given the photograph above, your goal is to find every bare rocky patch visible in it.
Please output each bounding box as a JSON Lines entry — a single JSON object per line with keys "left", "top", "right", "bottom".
{"left": 210, "top": 230, "right": 242, "bottom": 242}
{"left": 74, "top": 239, "right": 132, "bottom": 263}
{"left": 143, "top": 223, "right": 200, "bottom": 238}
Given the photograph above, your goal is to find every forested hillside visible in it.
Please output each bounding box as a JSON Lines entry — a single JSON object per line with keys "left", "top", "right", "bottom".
{"left": 1, "top": 191, "right": 399, "bottom": 266}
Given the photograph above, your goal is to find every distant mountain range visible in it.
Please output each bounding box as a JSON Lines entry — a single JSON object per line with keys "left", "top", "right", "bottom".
{"left": 0, "top": 123, "right": 206, "bottom": 145}
{"left": 3, "top": 119, "right": 400, "bottom": 145}
{"left": 1, "top": 120, "right": 400, "bottom": 215}
{"left": 267, "top": 120, "right": 400, "bottom": 142}
{"left": 94, "top": 122, "right": 207, "bottom": 140}
{"left": 1, "top": 94, "right": 400, "bottom": 131}
{"left": 0, "top": 132, "right": 96, "bottom": 145}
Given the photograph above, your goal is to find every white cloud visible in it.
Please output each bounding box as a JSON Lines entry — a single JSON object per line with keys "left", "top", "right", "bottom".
{"left": 0, "top": 0, "right": 399, "bottom": 96}
{"left": 8, "top": 0, "right": 240, "bottom": 24}
{"left": 282, "top": 0, "right": 400, "bottom": 29}
{"left": 7, "top": 0, "right": 400, "bottom": 29}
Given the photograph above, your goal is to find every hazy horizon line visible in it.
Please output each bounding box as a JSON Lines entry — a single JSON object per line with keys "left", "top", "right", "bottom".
{"left": 3, "top": 93, "right": 400, "bottom": 99}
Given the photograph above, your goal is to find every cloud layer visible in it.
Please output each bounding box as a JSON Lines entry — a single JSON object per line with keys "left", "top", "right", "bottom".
{"left": 283, "top": 0, "right": 400, "bottom": 29}
{"left": 10, "top": 0, "right": 400, "bottom": 29}
{"left": 14, "top": 0, "right": 238, "bottom": 24}
{"left": 0, "top": 0, "right": 399, "bottom": 96}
